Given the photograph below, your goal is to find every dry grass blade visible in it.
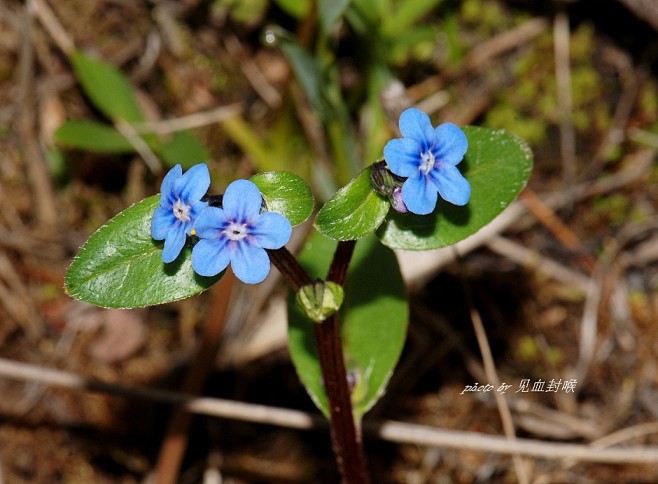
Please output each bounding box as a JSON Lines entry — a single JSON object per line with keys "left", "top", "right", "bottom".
{"left": 458, "top": 262, "right": 529, "bottom": 484}
{"left": 0, "top": 253, "right": 43, "bottom": 339}
{"left": 554, "top": 9, "right": 576, "bottom": 190}
{"left": 224, "top": 35, "right": 282, "bottom": 109}
{"left": 576, "top": 272, "right": 603, "bottom": 382}
{"left": 16, "top": 5, "right": 58, "bottom": 227}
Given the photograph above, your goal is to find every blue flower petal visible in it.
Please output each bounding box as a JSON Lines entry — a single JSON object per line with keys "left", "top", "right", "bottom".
{"left": 186, "top": 200, "right": 209, "bottom": 235}
{"left": 432, "top": 123, "right": 468, "bottom": 166}
{"left": 151, "top": 206, "right": 175, "bottom": 240}
{"left": 174, "top": 163, "right": 210, "bottom": 203}
{"left": 251, "top": 212, "right": 291, "bottom": 249}
{"left": 384, "top": 138, "right": 423, "bottom": 177}
{"left": 190, "top": 177, "right": 293, "bottom": 284}
{"left": 222, "top": 179, "right": 262, "bottom": 222}
{"left": 401, "top": 173, "right": 438, "bottom": 215}
{"left": 398, "top": 108, "right": 434, "bottom": 145}
{"left": 193, "top": 207, "right": 227, "bottom": 240}
{"left": 231, "top": 243, "right": 270, "bottom": 284}
{"left": 429, "top": 164, "right": 471, "bottom": 206}
{"left": 192, "top": 238, "right": 231, "bottom": 277}
{"left": 162, "top": 222, "right": 187, "bottom": 263}
{"left": 160, "top": 164, "right": 182, "bottom": 206}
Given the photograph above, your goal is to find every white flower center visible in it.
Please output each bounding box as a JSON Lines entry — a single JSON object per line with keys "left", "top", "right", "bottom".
{"left": 419, "top": 150, "right": 435, "bottom": 175}
{"left": 172, "top": 199, "right": 191, "bottom": 222}
{"left": 223, "top": 221, "right": 248, "bottom": 241}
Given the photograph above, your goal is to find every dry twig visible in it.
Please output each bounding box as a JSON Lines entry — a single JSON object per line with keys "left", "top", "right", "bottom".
{"left": 27, "top": 0, "right": 74, "bottom": 56}
{"left": 486, "top": 235, "right": 591, "bottom": 292}
{"left": 2, "top": 357, "right": 658, "bottom": 464}
{"left": 114, "top": 119, "right": 163, "bottom": 174}
{"left": 130, "top": 103, "right": 243, "bottom": 135}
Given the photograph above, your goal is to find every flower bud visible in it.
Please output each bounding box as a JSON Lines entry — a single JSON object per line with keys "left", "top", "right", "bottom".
{"left": 370, "top": 160, "right": 408, "bottom": 213}
{"left": 296, "top": 280, "right": 344, "bottom": 323}
{"left": 390, "top": 187, "right": 409, "bottom": 214}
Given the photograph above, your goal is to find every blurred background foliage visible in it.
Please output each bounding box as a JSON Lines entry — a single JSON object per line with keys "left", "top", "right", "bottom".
{"left": 47, "top": 0, "right": 658, "bottom": 205}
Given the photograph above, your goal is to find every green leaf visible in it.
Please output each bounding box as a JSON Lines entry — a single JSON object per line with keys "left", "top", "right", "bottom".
{"left": 55, "top": 120, "right": 135, "bottom": 153}
{"left": 318, "top": 0, "right": 351, "bottom": 32}
{"left": 272, "top": 0, "right": 311, "bottom": 18}
{"left": 377, "top": 126, "right": 533, "bottom": 250}
{"left": 278, "top": 37, "right": 324, "bottom": 114}
{"left": 250, "top": 171, "right": 315, "bottom": 226}
{"left": 65, "top": 195, "right": 221, "bottom": 308}
{"left": 383, "top": 0, "right": 442, "bottom": 37}
{"left": 287, "top": 233, "right": 408, "bottom": 419}
{"left": 314, "top": 165, "right": 390, "bottom": 240}
{"left": 159, "top": 130, "right": 212, "bottom": 169}
{"left": 71, "top": 50, "right": 145, "bottom": 123}
{"left": 220, "top": 115, "right": 274, "bottom": 172}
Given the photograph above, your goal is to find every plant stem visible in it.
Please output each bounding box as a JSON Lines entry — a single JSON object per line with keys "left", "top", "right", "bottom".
{"left": 267, "top": 246, "right": 312, "bottom": 291}
{"left": 269, "top": 242, "right": 371, "bottom": 483}
{"left": 319, "top": 240, "right": 370, "bottom": 484}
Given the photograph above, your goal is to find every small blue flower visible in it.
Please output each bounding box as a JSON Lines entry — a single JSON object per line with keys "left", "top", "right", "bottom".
{"left": 191, "top": 179, "right": 292, "bottom": 284}
{"left": 383, "top": 108, "right": 470, "bottom": 215}
{"left": 151, "top": 163, "right": 210, "bottom": 263}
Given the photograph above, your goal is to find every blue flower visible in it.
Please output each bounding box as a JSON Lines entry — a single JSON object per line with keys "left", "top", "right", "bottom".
{"left": 151, "top": 163, "right": 210, "bottom": 263}
{"left": 191, "top": 179, "right": 292, "bottom": 284}
{"left": 383, "top": 108, "right": 470, "bottom": 215}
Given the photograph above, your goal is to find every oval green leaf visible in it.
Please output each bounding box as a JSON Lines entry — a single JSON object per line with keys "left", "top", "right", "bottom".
{"left": 377, "top": 126, "right": 533, "bottom": 250}
{"left": 55, "top": 120, "right": 134, "bottom": 153}
{"left": 65, "top": 195, "right": 221, "bottom": 308}
{"left": 273, "top": 0, "right": 311, "bottom": 18}
{"left": 71, "top": 50, "right": 145, "bottom": 123}
{"left": 250, "top": 171, "right": 314, "bottom": 226}
{"left": 314, "top": 165, "right": 390, "bottom": 240}
{"left": 288, "top": 233, "right": 408, "bottom": 419}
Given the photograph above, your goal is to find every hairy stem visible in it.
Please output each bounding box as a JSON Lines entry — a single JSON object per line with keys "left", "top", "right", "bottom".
{"left": 267, "top": 246, "right": 313, "bottom": 291}
{"left": 269, "top": 241, "right": 370, "bottom": 483}
{"left": 319, "top": 240, "right": 370, "bottom": 483}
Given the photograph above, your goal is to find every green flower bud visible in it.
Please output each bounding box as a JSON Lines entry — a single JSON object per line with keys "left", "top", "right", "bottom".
{"left": 296, "top": 280, "right": 344, "bottom": 323}
{"left": 370, "top": 160, "right": 408, "bottom": 213}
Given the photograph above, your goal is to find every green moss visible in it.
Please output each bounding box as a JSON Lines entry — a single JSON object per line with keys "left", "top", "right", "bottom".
{"left": 481, "top": 21, "right": 615, "bottom": 157}
{"left": 571, "top": 67, "right": 602, "bottom": 105}
{"left": 484, "top": 105, "right": 548, "bottom": 145}
{"left": 591, "top": 193, "right": 631, "bottom": 227}
{"left": 517, "top": 335, "right": 539, "bottom": 361}
{"left": 547, "top": 347, "right": 563, "bottom": 366}
{"left": 461, "top": 0, "right": 509, "bottom": 35}
{"left": 569, "top": 24, "right": 596, "bottom": 59}
{"left": 638, "top": 80, "right": 658, "bottom": 122}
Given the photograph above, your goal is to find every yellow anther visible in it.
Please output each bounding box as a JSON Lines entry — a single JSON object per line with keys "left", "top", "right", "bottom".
{"left": 190, "top": 228, "right": 196, "bottom": 236}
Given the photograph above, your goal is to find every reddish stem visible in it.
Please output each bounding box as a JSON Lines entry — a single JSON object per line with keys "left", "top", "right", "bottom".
{"left": 269, "top": 242, "right": 370, "bottom": 483}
